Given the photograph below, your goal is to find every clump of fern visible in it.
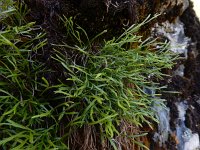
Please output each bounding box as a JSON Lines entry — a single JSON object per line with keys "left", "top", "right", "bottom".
{"left": 0, "top": 1, "right": 67, "bottom": 149}
{"left": 0, "top": 1, "right": 177, "bottom": 149}
{"left": 53, "top": 16, "right": 177, "bottom": 149}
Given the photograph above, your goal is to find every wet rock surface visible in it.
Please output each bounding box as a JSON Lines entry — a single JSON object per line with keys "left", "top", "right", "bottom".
{"left": 156, "top": 1, "right": 200, "bottom": 149}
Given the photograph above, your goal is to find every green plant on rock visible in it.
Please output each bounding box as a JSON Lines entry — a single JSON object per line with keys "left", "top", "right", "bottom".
{"left": 53, "top": 16, "right": 177, "bottom": 149}
{"left": 0, "top": 1, "right": 67, "bottom": 149}
{"left": 0, "top": 1, "right": 178, "bottom": 149}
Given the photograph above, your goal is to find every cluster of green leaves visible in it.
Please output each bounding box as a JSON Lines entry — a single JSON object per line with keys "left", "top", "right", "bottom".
{"left": 0, "top": 1, "right": 67, "bottom": 149}
{"left": 53, "top": 16, "right": 177, "bottom": 142}
{"left": 0, "top": 1, "right": 177, "bottom": 150}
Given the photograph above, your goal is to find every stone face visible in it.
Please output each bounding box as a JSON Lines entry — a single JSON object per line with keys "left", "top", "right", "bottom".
{"left": 157, "top": 1, "right": 200, "bottom": 149}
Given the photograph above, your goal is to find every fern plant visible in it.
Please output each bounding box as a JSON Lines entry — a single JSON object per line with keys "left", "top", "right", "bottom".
{"left": 52, "top": 15, "right": 177, "bottom": 148}
{"left": 0, "top": 1, "right": 67, "bottom": 149}
{"left": 0, "top": 1, "right": 177, "bottom": 149}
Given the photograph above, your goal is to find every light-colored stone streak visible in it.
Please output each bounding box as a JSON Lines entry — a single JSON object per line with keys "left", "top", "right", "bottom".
{"left": 191, "top": 0, "right": 200, "bottom": 19}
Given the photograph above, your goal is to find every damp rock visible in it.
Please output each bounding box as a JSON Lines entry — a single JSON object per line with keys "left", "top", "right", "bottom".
{"left": 174, "top": 64, "right": 185, "bottom": 77}
{"left": 153, "top": 100, "right": 171, "bottom": 147}
{"left": 153, "top": 18, "right": 191, "bottom": 58}
{"left": 184, "top": 133, "right": 200, "bottom": 150}
{"left": 176, "top": 102, "right": 200, "bottom": 150}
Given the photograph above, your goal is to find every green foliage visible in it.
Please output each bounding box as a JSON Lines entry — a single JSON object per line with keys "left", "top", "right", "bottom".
{"left": 53, "top": 16, "right": 177, "bottom": 141}
{"left": 0, "top": 1, "right": 177, "bottom": 150}
{"left": 0, "top": 1, "right": 67, "bottom": 149}
{"left": 0, "top": 0, "right": 15, "bottom": 19}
